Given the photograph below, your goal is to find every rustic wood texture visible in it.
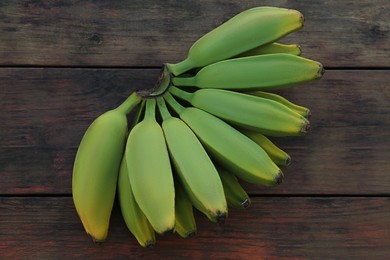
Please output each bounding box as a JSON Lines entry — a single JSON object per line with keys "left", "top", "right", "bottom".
{"left": 1, "top": 69, "right": 389, "bottom": 195}
{"left": 1, "top": 0, "right": 389, "bottom": 258}
{"left": 0, "top": 0, "right": 389, "bottom": 67}
{"left": 1, "top": 197, "right": 389, "bottom": 259}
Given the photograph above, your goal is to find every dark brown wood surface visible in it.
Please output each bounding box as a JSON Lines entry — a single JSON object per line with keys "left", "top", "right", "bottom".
{"left": 0, "top": 0, "right": 389, "bottom": 67}
{"left": 1, "top": 0, "right": 389, "bottom": 259}
{"left": 1, "top": 197, "right": 390, "bottom": 259}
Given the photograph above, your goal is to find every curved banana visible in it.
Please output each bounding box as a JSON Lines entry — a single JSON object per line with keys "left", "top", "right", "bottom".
{"left": 157, "top": 97, "right": 227, "bottom": 223}
{"left": 247, "top": 90, "right": 310, "bottom": 118}
{"left": 174, "top": 179, "right": 197, "bottom": 238}
{"left": 168, "top": 6, "right": 304, "bottom": 75}
{"left": 172, "top": 54, "right": 323, "bottom": 91}
{"left": 236, "top": 42, "right": 301, "bottom": 57}
{"left": 217, "top": 166, "right": 251, "bottom": 209}
{"left": 240, "top": 129, "right": 291, "bottom": 167}
{"left": 164, "top": 93, "right": 283, "bottom": 187}
{"left": 170, "top": 87, "right": 309, "bottom": 137}
{"left": 72, "top": 92, "right": 141, "bottom": 242}
{"left": 118, "top": 155, "right": 156, "bottom": 247}
{"left": 125, "top": 98, "right": 175, "bottom": 235}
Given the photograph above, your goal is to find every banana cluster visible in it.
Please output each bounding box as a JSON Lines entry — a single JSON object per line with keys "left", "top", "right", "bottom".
{"left": 72, "top": 6, "right": 323, "bottom": 247}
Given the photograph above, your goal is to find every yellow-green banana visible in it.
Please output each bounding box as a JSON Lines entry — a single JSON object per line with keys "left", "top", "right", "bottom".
{"left": 125, "top": 99, "right": 175, "bottom": 235}
{"left": 237, "top": 42, "right": 301, "bottom": 57}
{"left": 217, "top": 166, "right": 251, "bottom": 209}
{"left": 157, "top": 97, "right": 227, "bottom": 223}
{"left": 118, "top": 155, "right": 156, "bottom": 247}
{"left": 240, "top": 129, "right": 291, "bottom": 167}
{"left": 170, "top": 87, "right": 309, "bottom": 137}
{"left": 247, "top": 91, "right": 310, "bottom": 118}
{"left": 172, "top": 54, "right": 323, "bottom": 91}
{"left": 174, "top": 180, "right": 197, "bottom": 238}
{"left": 72, "top": 92, "right": 141, "bottom": 242}
{"left": 168, "top": 6, "right": 304, "bottom": 75}
{"left": 164, "top": 93, "right": 282, "bottom": 187}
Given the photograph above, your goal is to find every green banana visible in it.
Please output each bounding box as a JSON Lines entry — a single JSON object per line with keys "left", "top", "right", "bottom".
{"left": 164, "top": 93, "right": 282, "bottom": 187}
{"left": 157, "top": 97, "right": 227, "bottom": 223}
{"left": 72, "top": 92, "right": 141, "bottom": 242}
{"left": 172, "top": 54, "right": 323, "bottom": 91}
{"left": 118, "top": 155, "right": 156, "bottom": 247}
{"left": 247, "top": 90, "right": 310, "bottom": 118}
{"left": 125, "top": 98, "right": 175, "bottom": 235}
{"left": 240, "top": 129, "right": 291, "bottom": 167}
{"left": 236, "top": 42, "right": 301, "bottom": 57}
{"left": 168, "top": 6, "right": 304, "bottom": 75}
{"left": 174, "top": 179, "right": 197, "bottom": 238}
{"left": 217, "top": 166, "right": 251, "bottom": 209}
{"left": 170, "top": 87, "right": 309, "bottom": 137}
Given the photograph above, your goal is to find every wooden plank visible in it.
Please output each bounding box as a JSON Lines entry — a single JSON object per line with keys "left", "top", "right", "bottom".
{"left": 0, "top": 0, "right": 389, "bottom": 67}
{"left": 0, "top": 197, "right": 389, "bottom": 259}
{"left": 1, "top": 69, "right": 389, "bottom": 194}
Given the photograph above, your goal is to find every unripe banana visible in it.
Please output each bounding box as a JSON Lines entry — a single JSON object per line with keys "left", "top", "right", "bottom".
{"left": 157, "top": 97, "right": 227, "bottom": 223}
{"left": 236, "top": 42, "right": 301, "bottom": 58}
{"left": 164, "top": 93, "right": 282, "bottom": 187}
{"left": 118, "top": 155, "right": 156, "bottom": 247}
{"left": 72, "top": 92, "right": 141, "bottom": 242}
{"left": 172, "top": 54, "right": 323, "bottom": 91}
{"left": 170, "top": 87, "right": 309, "bottom": 137}
{"left": 217, "top": 166, "right": 251, "bottom": 209}
{"left": 247, "top": 90, "right": 310, "bottom": 118}
{"left": 125, "top": 99, "right": 175, "bottom": 235}
{"left": 240, "top": 129, "right": 291, "bottom": 167}
{"left": 168, "top": 6, "right": 304, "bottom": 75}
{"left": 174, "top": 179, "right": 197, "bottom": 238}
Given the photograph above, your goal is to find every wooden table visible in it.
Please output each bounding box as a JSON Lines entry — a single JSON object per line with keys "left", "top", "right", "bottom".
{"left": 1, "top": 1, "right": 389, "bottom": 259}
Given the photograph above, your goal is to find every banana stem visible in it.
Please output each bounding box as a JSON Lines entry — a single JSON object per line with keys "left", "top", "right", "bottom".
{"left": 157, "top": 97, "right": 171, "bottom": 121}
{"left": 172, "top": 76, "right": 195, "bottom": 87}
{"left": 167, "top": 58, "right": 195, "bottom": 76}
{"left": 148, "top": 65, "right": 172, "bottom": 97}
{"left": 144, "top": 98, "right": 157, "bottom": 121}
{"left": 164, "top": 92, "right": 184, "bottom": 115}
{"left": 115, "top": 92, "right": 142, "bottom": 115}
{"left": 132, "top": 99, "right": 146, "bottom": 127}
{"left": 169, "top": 86, "right": 193, "bottom": 103}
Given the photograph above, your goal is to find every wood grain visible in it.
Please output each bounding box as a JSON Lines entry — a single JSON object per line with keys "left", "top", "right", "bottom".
{"left": 0, "top": 0, "right": 389, "bottom": 67}
{"left": 1, "top": 197, "right": 389, "bottom": 259}
{"left": 1, "top": 69, "right": 389, "bottom": 195}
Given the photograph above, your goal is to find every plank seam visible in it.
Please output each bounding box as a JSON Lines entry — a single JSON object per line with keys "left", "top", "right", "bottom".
{"left": 0, "top": 65, "right": 389, "bottom": 70}
{"left": 1, "top": 194, "right": 389, "bottom": 198}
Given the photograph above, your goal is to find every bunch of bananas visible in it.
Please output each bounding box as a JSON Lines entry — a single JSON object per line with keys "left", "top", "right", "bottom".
{"left": 72, "top": 6, "right": 323, "bottom": 247}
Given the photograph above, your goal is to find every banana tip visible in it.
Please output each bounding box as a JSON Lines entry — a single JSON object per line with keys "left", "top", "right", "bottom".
{"left": 274, "top": 171, "right": 284, "bottom": 185}
{"left": 285, "top": 156, "right": 292, "bottom": 167}
{"left": 145, "top": 241, "right": 156, "bottom": 248}
{"left": 241, "top": 198, "right": 251, "bottom": 209}
{"left": 92, "top": 238, "right": 105, "bottom": 244}
{"left": 301, "top": 122, "right": 311, "bottom": 134}
{"left": 306, "top": 109, "right": 312, "bottom": 119}
{"left": 296, "top": 44, "right": 302, "bottom": 56}
{"left": 317, "top": 64, "right": 325, "bottom": 78}
{"left": 215, "top": 211, "right": 227, "bottom": 225}
{"left": 299, "top": 12, "right": 305, "bottom": 25}
{"left": 187, "top": 231, "right": 197, "bottom": 238}
{"left": 162, "top": 228, "right": 174, "bottom": 237}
